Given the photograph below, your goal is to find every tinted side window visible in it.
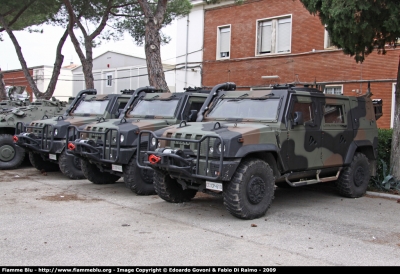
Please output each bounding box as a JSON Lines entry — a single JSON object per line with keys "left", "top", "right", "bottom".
{"left": 292, "top": 101, "right": 314, "bottom": 124}
{"left": 323, "top": 105, "right": 344, "bottom": 124}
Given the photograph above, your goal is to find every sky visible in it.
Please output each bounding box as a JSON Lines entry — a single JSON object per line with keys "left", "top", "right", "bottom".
{"left": 0, "top": 22, "right": 177, "bottom": 71}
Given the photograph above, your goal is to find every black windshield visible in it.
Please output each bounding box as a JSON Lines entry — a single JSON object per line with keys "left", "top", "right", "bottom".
{"left": 207, "top": 99, "right": 280, "bottom": 120}
{"left": 129, "top": 99, "right": 180, "bottom": 117}
{"left": 73, "top": 100, "right": 109, "bottom": 115}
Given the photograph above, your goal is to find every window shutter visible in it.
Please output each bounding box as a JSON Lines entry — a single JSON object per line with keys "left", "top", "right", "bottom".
{"left": 219, "top": 27, "right": 230, "bottom": 57}
{"left": 259, "top": 21, "right": 272, "bottom": 53}
{"left": 277, "top": 18, "right": 291, "bottom": 53}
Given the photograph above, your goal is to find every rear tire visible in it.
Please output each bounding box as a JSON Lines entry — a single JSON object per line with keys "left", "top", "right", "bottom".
{"left": 123, "top": 156, "right": 156, "bottom": 195}
{"left": 81, "top": 158, "right": 120, "bottom": 184}
{"left": 336, "top": 153, "right": 370, "bottom": 198}
{"left": 0, "top": 134, "right": 25, "bottom": 170}
{"left": 59, "top": 150, "right": 85, "bottom": 179}
{"left": 223, "top": 158, "right": 275, "bottom": 220}
{"left": 153, "top": 170, "right": 197, "bottom": 202}
{"left": 29, "top": 152, "right": 59, "bottom": 172}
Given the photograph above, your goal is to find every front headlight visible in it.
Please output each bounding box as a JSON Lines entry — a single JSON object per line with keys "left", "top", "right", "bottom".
{"left": 218, "top": 143, "right": 225, "bottom": 153}
{"left": 120, "top": 134, "right": 124, "bottom": 143}
{"left": 209, "top": 147, "right": 214, "bottom": 154}
{"left": 54, "top": 129, "right": 58, "bottom": 136}
{"left": 151, "top": 137, "right": 157, "bottom": 146}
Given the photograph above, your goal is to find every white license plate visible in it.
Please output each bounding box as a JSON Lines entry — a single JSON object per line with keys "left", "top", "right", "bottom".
{"left": 112, "top": 164, "right": 123, "bottom": 172}
{"left": 206, "top": 181, "right": 223, "bottom": 191}
{"left": 49, "top": 154, "right": 57, "bottom": 160}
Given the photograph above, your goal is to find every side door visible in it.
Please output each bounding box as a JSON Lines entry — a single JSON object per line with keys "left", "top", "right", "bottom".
{"left": 320, "top": 97, "right": 352, "bottom": 167}
{"left": 280, "top": 94, "right": 323, "bottom": 171}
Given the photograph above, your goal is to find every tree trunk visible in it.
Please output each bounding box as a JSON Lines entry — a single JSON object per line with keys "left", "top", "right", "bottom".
{"left": 43, "top": 29, "right": 69, "bottom": 99}
{"left": 0, "top": 70, "right": 6, "bottom": 100}
{"left": 63, "top": 0, "right": 113, "bottom": 90}
{"left": 138, "top": 0, "right": 169, "bottom": 92}
{"left": 144, "top": 19, "right": 169, "bottom": 92}
{"left": 390, "top": 55, "right": 400, "bottom": 181}
{"left": 0, "top": 15, "right": 42, "bottom": 99}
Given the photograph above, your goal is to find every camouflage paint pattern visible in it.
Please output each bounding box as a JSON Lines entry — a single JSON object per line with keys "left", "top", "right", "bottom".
{"left": 141, "top": 85, "right": 380, "bottom": 182}
{"left": 1, "top": 99, "right": 69, "bottom": 132}
{"left": 68, "top": 91, "right": 210, "bottom": 166}
{"left": 15, "top": 93, "right": 132, "bottom": 155}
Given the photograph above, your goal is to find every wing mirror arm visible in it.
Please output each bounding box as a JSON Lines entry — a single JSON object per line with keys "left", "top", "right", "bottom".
{"left": 292, "top": 111, "right": 304, "bottom": 129}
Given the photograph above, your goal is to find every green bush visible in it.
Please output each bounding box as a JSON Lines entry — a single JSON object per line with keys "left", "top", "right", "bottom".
{"left": 376, "top": 128, "right": 392, "bottom": 176}
{"left": 369, "top": 128, "right": 400, "bottom": 192}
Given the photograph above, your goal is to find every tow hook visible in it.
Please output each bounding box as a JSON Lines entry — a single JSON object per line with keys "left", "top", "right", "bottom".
{"left": 68, "top": 142, "right": 76, "bottom": 150}
{"left": 149, "top": 154, "right": 161, "bottom": 164}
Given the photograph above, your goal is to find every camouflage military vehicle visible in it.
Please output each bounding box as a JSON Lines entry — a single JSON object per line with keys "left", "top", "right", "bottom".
{"left": 0, "top": 99, "right": 30, "bottom": 112}
{"left": 14, "top": 89, "right": 135, "bottom": 179}
{"left": 0, "top": 98, "right": 69, "bottom": 170}
{"left": 66, "top": 86, "right": 211, "bottom": 195}
{"left": 137, "top": 82, "right": 382, "bottom": 220}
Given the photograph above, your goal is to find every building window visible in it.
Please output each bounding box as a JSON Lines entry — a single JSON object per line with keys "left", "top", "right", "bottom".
{"left": 106, "top": 74, "right": 112, "bottom": 87}
{"left": 256, "top": 16, "right": 291, "bottom": 55}
{"left": 217, "top": 25, "right": 231, "bottom": 59}
{"left": 324, "top": 85, "right": 343, "bottom": 95}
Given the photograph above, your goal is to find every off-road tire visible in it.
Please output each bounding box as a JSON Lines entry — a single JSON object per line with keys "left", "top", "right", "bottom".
{"left": 0, "top": 134, "right": 25, "bottom": 170}
{"left": 336, "top": 152, "right": 370, "bottom": 198}
{"left": 59, "top": 150, "right": 85, "bottom": 179}
{"left": 223, "top": 158, "right": 275, "bottom": 220}
{"left": 81, "top": 158, "right": 120, "bottom": 184}
{"left": 153, "top": 170, "right": 197, "bottom": 203}
{"left": 123, "top": 156, "right": 156, "bottom": 195}
{"left": 29, "top": 152, "right": 59, "bottom": 172}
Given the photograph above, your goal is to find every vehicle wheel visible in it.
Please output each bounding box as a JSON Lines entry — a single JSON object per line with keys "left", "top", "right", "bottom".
{"left": 0, "top": 134, "right": 25, "bottom": 170}
{"left": 59, "top": 150, "right": 85, "bottom": 179}
{"left": 29, "top": 152, "right": 59, "bottom": 172}
{"left": 336, "top": 153, "right": 370, "bottom": 198}
{"left": 223, "top": 158, "right": 275, "bottom": 220}
{"left": 123, "top": 156, "right": 156, "bottom": 195}
{"left": 81, "top": 158, "right": 120, "bottom": 184}
{"left": 153, "top": 170, "right": 197, "bottom": 203}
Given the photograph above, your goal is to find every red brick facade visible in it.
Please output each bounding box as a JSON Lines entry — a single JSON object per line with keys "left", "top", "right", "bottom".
{"left": 202, "top": 0, "right": 398, "bottom": 129}
{"left": 1, "top": 69, "right": 34, "bottom": 101}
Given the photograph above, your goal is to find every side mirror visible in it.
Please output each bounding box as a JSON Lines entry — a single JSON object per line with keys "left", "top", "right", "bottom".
{"left": 188, "top": 110, "right": 198, "bottom": 122}
{"left": 293, "top": 111, "right": 304, "bottom": 127}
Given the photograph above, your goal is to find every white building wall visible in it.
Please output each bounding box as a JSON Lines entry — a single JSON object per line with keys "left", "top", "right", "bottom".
{"left": 175, "top": 1, "right": 205, "bottom": 92}
{"left": 32, "top": 66, "right": 73, "bottom": 102}
{"left": 71, "top": 51, "right": 176, "bottom": 96}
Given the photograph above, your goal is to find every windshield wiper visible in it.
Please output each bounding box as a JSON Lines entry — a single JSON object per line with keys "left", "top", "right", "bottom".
{"left": 144, "top": 95, "right": 160, "bottom": 101}
{"left": 235, "top": 93, "right": 249, "bottom": 99}
{"left": 159, "top": 94, "right": 176, "bottom": 101}
{"left": 250, "top": 93, "right": 276, "bottom": 100}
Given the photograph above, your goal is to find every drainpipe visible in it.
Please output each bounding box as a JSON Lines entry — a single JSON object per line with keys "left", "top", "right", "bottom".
{"left": 184, "top": 14, "right": 190, "bottom": 88}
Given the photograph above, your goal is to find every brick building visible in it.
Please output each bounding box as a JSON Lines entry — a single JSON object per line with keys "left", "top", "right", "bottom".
{"left": 201, "top": 0, "right": 398, "bottom": 129}
{"left": 1, "top": 65, "right": 74, "bottom": 102}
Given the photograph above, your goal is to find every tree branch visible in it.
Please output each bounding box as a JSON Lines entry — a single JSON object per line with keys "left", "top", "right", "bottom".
{"left": 88, "top": 0, "right": 114, "bottom": 41}
{"left": 0, "top": 0, "right": 37, "bottom": 32}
